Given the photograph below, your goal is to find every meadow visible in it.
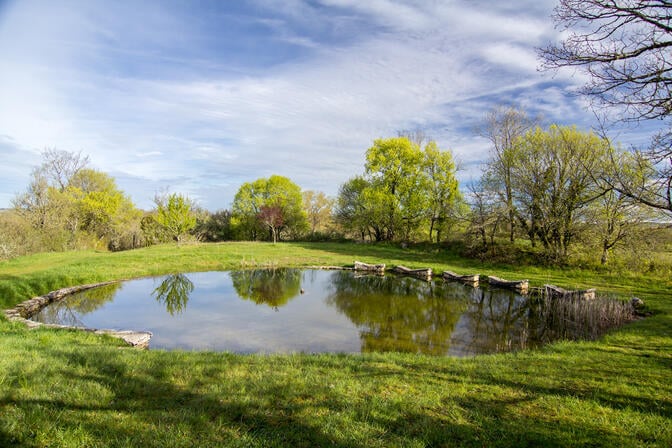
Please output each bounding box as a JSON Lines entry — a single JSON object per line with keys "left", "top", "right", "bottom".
{"left": 1, "top": 242, "right": 671, "bottom": 447}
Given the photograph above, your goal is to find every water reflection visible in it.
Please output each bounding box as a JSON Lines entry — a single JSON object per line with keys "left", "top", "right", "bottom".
{"left": 28, "top": 270, "right": 629, "bottom": 355}
{"left": 31, "top": 282, "right": 121, "bottom": 327}
{"left": 449, "top": 289, "right": 531, "bottom": 356}
{"left": 231, "top": 269, "right": 301, "bottom": 309}
{"left": 152, "top": 274, "right": 194, "bottom": 316}
{"left": 326, "top": 272, "right": 468, "bottom": 355}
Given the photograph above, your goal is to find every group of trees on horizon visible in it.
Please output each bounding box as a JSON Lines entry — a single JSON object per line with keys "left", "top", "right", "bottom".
{"left": 1, "top": 0, "right": 670, "bottom": 270}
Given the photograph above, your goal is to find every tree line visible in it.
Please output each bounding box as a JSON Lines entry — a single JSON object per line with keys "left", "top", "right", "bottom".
{"left": 1, "top": 117, "right": 667, "bottom": 268}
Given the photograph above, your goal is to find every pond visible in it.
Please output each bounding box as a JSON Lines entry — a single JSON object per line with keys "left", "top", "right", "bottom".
{"left": 30, "top": 269, "right": 629, "bottom": 356}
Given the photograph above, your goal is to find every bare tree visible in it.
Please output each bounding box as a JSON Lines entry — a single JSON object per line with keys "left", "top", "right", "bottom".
{"left": 541, "top": 0, "right": 672, "bottom": 121}
{"left": 540, "top": 0, "right": 672, "bottom": 213}
{"left": 39, "top": 148, "right": 90, "bottom": 191}
{"left": 477, "top": 106, "right": 537, "bottom": 242}
{"left": 397, "top": 128, "right": 429, "bottom": 148}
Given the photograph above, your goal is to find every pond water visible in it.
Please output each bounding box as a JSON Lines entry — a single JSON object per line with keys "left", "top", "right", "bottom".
{"left": 30, "top": 269, "right": 618, "bottom": 356}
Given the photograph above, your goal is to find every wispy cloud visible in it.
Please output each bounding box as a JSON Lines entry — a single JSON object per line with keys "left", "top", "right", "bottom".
{"left": 0, "top": 0, "right": 638, "bottom": 210}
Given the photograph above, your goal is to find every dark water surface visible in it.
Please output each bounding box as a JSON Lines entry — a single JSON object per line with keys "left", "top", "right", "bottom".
{"left": 30, "top": 269, "right": 581, "bottom": 355}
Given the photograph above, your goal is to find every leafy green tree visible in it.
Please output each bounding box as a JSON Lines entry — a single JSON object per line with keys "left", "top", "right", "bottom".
{"left": 334, "top": 176, "right": 376, "bottom": 240}
{"left": 67, "top": 169, "right": 140, "bottom": 242}
{"left": 365, "top": 137, "right": 428, "bottom": 241}
{"left": 231, "top": 175, "right": 307, "bottom": 241}
{"left": 154, "top": 193, "right": 197, "bottom": 243}
{"left": 193, "top": 209, "right": 233, "bottom": 242}
{"left": 510, "top": 125, "right": 608, "bottom": 261}
{"left": 586, "top": 150, "right": 653, "bottom": 265}
{"left": 336, "top": 137, "right": 461, "bottom": 242}
{"left": 302, "top": 190, "right": 335, "bottom": 235}
{"left": 12, "top": 150, "right": 142, "bottom": 252}
{"left": 423, "top": 141, "right": 461, "bottom": 243}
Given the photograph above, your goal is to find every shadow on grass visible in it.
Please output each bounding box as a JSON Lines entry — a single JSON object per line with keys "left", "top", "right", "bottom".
{"left": 2, "top": 349, "right": 353, "bottom": 448}
{"left": 2, "top": 344, "right": 670, "bottom": 447}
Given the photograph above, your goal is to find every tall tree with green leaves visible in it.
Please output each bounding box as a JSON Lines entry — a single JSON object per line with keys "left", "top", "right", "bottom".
{"left": 302, "top": 190, "right": 334, "bottom": 235}
{"left": 67, "top": 169, "right": 140, "bottom": 241}
{"left": 336, "top": 137, "right": 461, "bottom": 242}
{"left": 154, "top": 193, "right": 197, "bottom": 243}
{"left": 13, "top": 150, "right": 142, "bottom": 252}
{"left": 365, "top": 137, "right": 428, "bottom": 241}
{"left": 510, "top": 125, "right": 609, "bottom": 261}
{"left": 334, "top": 176, "right": 379, "bottom": 240}
{"left": 231, "top": 175, "right": 307, "bottom": 241}
{"left": 423, "top": 141, "right": 461, "bottom": 243}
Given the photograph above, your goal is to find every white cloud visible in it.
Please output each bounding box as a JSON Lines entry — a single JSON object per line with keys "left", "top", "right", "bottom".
{"left": 2, "top": 0, "right": 634, "bottom": 211}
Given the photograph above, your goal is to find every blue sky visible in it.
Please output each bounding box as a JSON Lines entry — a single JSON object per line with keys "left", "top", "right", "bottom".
{"left": 0, "top": 0, "right": 653, "bottom": 210}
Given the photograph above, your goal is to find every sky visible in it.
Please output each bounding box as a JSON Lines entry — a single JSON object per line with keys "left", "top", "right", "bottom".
{"left": 0, "top": 0, "right": 654, "bottom": 211}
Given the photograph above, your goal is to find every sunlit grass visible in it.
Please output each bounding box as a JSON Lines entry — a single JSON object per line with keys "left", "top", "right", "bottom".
{"left": 1, "top": 241, "right": 671, "bottom": 446}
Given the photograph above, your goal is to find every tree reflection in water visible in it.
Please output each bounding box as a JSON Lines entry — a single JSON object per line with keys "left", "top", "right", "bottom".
{"left": 152, "top": 274, "right": 194, "bottom": 315}
{"left": 449, "top": 288, "right": 531, "bottom": 356}
{"left": 31, "top": 282, "right": 122, "bottom": 327}
{"left": 230, "top": 269, "right": 302, "bottom": 309}
{"left": 326, "top": 272, "right": 470, "bottom": 355}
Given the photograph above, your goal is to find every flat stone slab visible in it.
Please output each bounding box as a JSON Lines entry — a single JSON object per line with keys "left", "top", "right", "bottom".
{"left": 3, "top": 281, "right": 153, "bottom": 349}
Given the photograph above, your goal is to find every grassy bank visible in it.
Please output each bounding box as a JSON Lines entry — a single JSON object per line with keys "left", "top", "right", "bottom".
{"left": 1, "top": 242, "right": 671, "bottom": 447}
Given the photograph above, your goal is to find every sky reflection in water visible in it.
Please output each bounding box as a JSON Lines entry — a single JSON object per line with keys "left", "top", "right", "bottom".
{"left": 31, "top": 269, "right": 558, "bottom": 356}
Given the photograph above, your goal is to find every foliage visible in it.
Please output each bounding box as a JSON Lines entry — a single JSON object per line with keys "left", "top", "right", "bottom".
{"left": 423, "top": 140, "right": 462, "bottom": 242}
{"left": 511, "top": 125, "right": 608, "bottom": 261}
{"left": 193, "top": 209, "right": 234, "bottom": 242}
{"left": 336, "top": 137, "right": 461, "bottom": 242}
{"left": 231, "top": 175, "right": 308, "bottom": 242}
{"left": 153, "top": 193, "right": 197, "bottom": 243}
{"left": 476, "top": 124, "right": 613, "bottom": 263}
{"left": 11, "top": 150, "right": 143, "bottom": 255}
{"left": 302, "top": 190, "right": 335, "bottom": 235}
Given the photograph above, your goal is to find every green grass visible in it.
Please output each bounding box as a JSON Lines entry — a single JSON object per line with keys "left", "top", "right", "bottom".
{"left": 1, "top": 242, "right": 671, "bottom": 447}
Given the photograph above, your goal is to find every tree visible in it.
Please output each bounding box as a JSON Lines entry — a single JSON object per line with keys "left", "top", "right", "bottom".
{"left": 587, "top": 150, "right": 652, "bottom": 264}
{"left": 231, "top": 175, "right": 307, "bottom": 241}
{"left": 478, "top": 106, "right": 537, "bottom": 242}
{"left": 466, "top": 181, "right": 506, "bottom": 258}
{"left": 365, "top": 137, "right": 428, "bottom": 241}
{"left": 38, "top": 148, "right": 89, "bottom": 191}
{"left": 193, "top": 209, "right": 233, "bottom": 242}
{"left": 302, "top": 190, "right": 334, "bottom": 235}
{"left": 336, "top": 137, "right": 461, "bottom": 242}
{"left": 258, "top": 205, "right": 284, "bottom": 244}
{"left": 154, "top": 193, "right": 197, "bottom": 243}
{"left": 67, "top": 169, "right": 140, "bottom": 242}
{"left": 540, "top": 0, "right": 672, "bottom": 213}
{"left": 423, "top": 141, "right": 461, "bottom": 243}
{"left": 510, "top": 125, "right": 609, "bottom": 261}
{"left": 334, "top": 176, "right": 377, "bottom": 240}
{"left": 12, "top": 150, "right": 142, "bottom": 252}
